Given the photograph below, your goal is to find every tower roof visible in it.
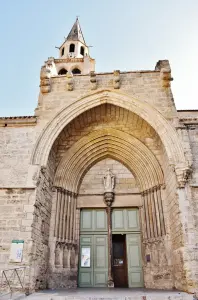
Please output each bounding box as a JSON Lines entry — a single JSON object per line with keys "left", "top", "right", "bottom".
{"left": 66, "top": 18, "right": 86, "bottom": 45}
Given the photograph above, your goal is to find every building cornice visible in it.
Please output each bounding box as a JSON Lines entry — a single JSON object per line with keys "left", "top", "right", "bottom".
{"left": 179, "top": 117, "right": 198, "bottom": 125}
{"left": 0, "top": 116, "right": 37, "bottom": 127}
{"left": 53, "top": 58, "right": 84, "bottom": 63}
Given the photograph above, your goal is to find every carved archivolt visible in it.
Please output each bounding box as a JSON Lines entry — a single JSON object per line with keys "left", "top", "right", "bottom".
{"left": 54, "top": 128, "right": 164, "bottom": 193}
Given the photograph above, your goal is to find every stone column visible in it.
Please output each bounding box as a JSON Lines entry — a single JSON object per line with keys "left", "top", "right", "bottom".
{"left": 104, "top": 192, "right": 114, "bottom": 288}
{"left": 54, "top": 188, "right": 61, "bottom": 238}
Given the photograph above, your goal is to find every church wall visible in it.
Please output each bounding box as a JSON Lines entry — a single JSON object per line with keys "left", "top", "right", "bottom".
{"left": 28, "top": 148, "right": 56, "bottom": 291}
{"left": 0, "top": 146, "right": 56, "bottom": 292}
{"left": 142, "top": 139, "right": 190, "bottom": 291}
{"left": 0, "top": 187, "right": 36, "bottom": 288}
{"left": 0, "top": 125, "right": 36, "bottom": 187}
{"left": 0, "top": 123, "right": 39, "bottom": 291}
{"left": 188, "top": 125, "right": 198, "bottom": 182}
{"left": 162, "top": 161, "right": 183, "bottom": 290}
{"left": 170, "top": 115, "right": 198, "bottom": 292}
{"left": 180, "top": 123, "right": 198, "bottom": 291}
{"left": 35, "top": 69, "right": 177, "bottom": 131}
{"left": 189, "top": 125, "right": 198, "bottom": 245}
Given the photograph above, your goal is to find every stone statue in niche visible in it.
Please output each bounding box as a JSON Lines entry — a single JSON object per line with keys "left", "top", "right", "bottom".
{"left": 103, "top": 168, "right": 115, "bottom": 193}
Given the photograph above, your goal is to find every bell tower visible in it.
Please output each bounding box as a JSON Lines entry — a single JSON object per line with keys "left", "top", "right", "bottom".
{"left": 45, "top": 18, "right": 95, "bottom": 76}
{"left": 59, "top": 17, "right": 89, "bottom": 59}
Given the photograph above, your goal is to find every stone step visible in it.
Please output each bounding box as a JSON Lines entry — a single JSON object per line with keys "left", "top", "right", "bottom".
{"left": 21, "top": 290, "right": 195, "bottom": 300}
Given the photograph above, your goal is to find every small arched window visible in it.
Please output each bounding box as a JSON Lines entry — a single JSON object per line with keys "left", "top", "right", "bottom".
{"left": 80, "top": 46, "right": 85, "bottom": 56}
{"left": 69, "top": 43, "right": 75, "bottom": 52}
{"left": 58, "top": 68, "right": 67, "bottom": 75}
{"left": 72, "top": 68, "right": 81, "bottom": 75}
{"left": 61, "top": 47, "right": 64, "bottom": 56}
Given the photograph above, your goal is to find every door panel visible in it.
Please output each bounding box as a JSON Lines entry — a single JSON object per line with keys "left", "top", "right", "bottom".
{"left": 127, "top": 209, "right": 139, "bottom": 230}
{"left": 79, "top": 234, "right": 108, "bottom": 287}
{"left": 93, "top": 235, "right": 108, "bottom": 286}
{"left": 81, "top": 210, "right": 93, "bottom": 231}
{"left": 95, "top": 210, "right": 107, "bottom": 231}
{"left": 126, "top": 234, "right": 143, "bottom": 287}
{"left": 80, "top": 272, "right": 92, "bottom": 285}
{"left": 94, "top": 272, "right": 107, "bottom": 286}
{"left": 112, "top": 208, "right": 140, "bottom": 232}
{"left": 78, "top": 235, "right": 93, "bottom": 287}
{"left": 80, "top": 209, "right": 107, "bottom": 232}
{"left": 113, "top": 210, "right": 125, "bottom": 230}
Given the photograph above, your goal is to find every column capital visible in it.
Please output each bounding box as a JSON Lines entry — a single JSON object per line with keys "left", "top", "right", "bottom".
{"left": 173, "top": 164, "right": 192, "bottom": 188}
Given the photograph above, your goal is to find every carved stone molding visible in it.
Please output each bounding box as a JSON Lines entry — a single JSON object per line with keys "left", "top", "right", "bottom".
{"left": 160, "top": 68, "right": 173, "bottom": 88}
{"left": 90, "top": 71, "right": 97, "bottom": 90}
{"left": 143, "top": 236, "right": 164, "bottom": 245}
{"left": 53, "top": 186, "right": 77, "bottom": 197}
{"left": 174, "top": 164, "right": 192, "bottom": 188}
{"left": 40, "top": 66, "right": 51, "bottom": 94}
{"left": 113, "top": 70, "right": 120, "bottom": 89}
{"left": 66, "top": 73, "right": 74, "bottom": 91}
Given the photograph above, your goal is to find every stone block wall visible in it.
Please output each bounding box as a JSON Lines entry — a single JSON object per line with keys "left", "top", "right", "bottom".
{"left": 177, "top": 113, "right": 198, "bottom": 292}
{"left": 36, "top": 69, "right": 177, "bottom": 129}
{"left": 0, "top": 188, "right": 36, "bottom": 288}
{"left": 0, "top": 125, "right": 36, "bottom": 186}
{"left": 79, "top": 158, "right": 138, "bottom": 194}
{"left": 29, "top": 148, "right": 56, "bottom": 291}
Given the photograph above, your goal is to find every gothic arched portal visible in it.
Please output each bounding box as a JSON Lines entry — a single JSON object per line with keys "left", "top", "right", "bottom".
{"left": 28, "top": 98, "right": 189, "bottom": 290}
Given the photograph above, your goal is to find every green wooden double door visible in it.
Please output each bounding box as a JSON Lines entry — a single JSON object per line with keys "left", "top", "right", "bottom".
{"left": 78, "top": 209, "right": 143, "bottom": 288}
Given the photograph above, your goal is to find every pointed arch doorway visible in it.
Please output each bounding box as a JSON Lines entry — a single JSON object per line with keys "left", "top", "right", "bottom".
{"left": 34, "top": 102, "right": 179, "bottom": 290}
{"left": 76, "top": 157, "right": 155, "bottom": 288}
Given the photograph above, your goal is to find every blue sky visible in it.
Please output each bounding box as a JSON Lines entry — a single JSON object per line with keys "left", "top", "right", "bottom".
{"left": 0, "top": 0, "right": 198, "bottom": 116}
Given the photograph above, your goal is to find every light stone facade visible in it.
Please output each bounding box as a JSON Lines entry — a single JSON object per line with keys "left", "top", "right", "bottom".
{"left": 0, "top": 19, "right": 198, "bottom": 293}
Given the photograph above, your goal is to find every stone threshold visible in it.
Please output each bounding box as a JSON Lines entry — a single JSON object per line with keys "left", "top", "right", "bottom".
{"left": 15, "top": 289, "right": 195, "bottom": 300}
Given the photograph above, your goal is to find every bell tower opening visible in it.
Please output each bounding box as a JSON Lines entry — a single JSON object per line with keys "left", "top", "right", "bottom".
{"left": 72, "top": 68, "right": 81, "bottom": 75}
{"left": 80, "top": 46, "right": 85, "bottom": 56}
{"left": 58, "top": 68, "right": 67, "bottom": 75}
{"left": 69, "top": 43, "right": 75, "bottom": 53}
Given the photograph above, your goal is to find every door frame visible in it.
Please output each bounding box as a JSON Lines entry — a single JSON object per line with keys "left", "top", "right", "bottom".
{"left": 78, "top": 207, "right": 144, "bottom": 288}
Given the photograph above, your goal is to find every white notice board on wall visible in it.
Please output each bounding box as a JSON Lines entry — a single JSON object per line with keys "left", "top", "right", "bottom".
{"left": 9, "top": 240, "right": 24, "bottom": 263}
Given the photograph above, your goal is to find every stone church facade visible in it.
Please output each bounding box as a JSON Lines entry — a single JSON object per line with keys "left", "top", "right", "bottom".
{"left": 0, "top": 18, "right": 198, "bottom": 293}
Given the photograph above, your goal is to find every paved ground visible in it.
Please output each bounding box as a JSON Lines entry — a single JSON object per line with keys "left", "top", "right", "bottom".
{"left": 0, "top": 289, "right": 195, "bottom": 300}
